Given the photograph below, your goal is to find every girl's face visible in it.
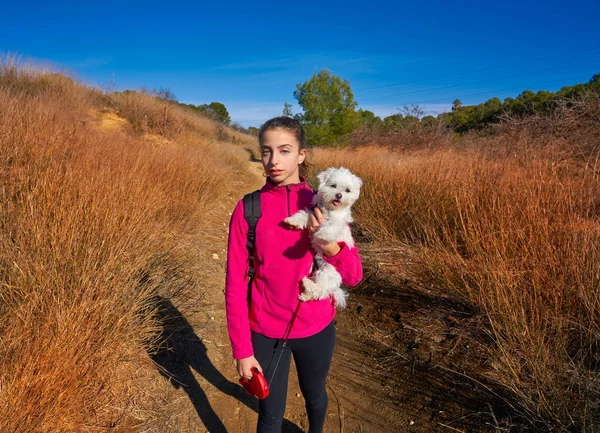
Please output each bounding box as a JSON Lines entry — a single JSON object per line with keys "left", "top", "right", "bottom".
{"left": 260, "top": 128, "right": 306, "bottom": 186}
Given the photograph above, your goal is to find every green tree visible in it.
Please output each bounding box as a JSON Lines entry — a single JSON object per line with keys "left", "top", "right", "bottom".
{"left": 420, "top": 115, "right": 439, "bottom": 128}
{"left": 357, "top": 109, "right": 382, "bottom": 128}
{"left": 293, "top": 69, "right": 360, "bottom": 146}
{"left": 176, "top": 101, "right": 231, "bottom": 125}
{"left": 589, "top": 73, "right": 600, "bottom": 91}
{"left": 156, "top": 87, "right": 177, "bottom": 102}
{"left": 383, "top": 113, "right": 419, "bottom": 130}
{"left": 205, "top": 102, "right": 231, "bottom": 125}
{"left": 283, "top": 102, "right": 293, "bottom": 116}
{"left": 452, "top": 99, "right": 462, "bottom": 112}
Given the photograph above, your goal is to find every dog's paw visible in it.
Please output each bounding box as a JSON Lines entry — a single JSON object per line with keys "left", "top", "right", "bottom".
{"left": 301, "top": 276, "right": 316, "bottom": 291}
{"left": 299, "top": 277, "right": 318, "bottom": 302}
{"left": 298, "top": 291, "right": 314, "bottom": 302}
{"left": 283, "top": 210, "right": 309, "bottom": 229}
{"left": 283, "top": 216, "right": 297, "bottom": 228}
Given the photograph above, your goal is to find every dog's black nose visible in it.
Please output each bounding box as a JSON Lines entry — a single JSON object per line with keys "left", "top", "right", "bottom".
{"left": 335, "top": 193, "right": 342, "bottom": 199}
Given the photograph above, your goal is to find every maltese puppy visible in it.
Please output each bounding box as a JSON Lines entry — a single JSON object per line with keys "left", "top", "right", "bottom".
{"left": 284, "top": 167, "right": 362, "bottom": 308}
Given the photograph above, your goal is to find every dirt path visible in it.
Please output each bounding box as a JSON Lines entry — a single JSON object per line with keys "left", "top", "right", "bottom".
{"left": 145, "top": 157, "right": 507, "bottom": 432}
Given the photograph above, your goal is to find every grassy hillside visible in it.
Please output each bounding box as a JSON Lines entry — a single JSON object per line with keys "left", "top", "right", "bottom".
{"left": 0, "top": 57, "right": 255, "bottom": 432}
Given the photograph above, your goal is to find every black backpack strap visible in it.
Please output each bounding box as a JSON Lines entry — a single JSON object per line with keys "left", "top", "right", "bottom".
{"left": 243, "top": 190, "right": 261, "bottom": 293}
{"left": 310, "top": 188, "right": 319, "bottom": 271}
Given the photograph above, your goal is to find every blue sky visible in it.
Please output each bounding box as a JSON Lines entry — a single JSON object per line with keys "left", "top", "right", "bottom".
{"left": 2, "top": 0, "right": 599, "bottom": 127}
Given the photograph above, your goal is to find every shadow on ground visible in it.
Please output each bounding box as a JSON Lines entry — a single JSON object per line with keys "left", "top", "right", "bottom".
{"left": 147, "top": 297, "right": 303, "bottom": 433}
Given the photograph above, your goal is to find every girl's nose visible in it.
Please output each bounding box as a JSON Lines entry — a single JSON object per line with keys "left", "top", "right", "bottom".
{"left": 335, "top": 193, "right": 342, "bottom": 199}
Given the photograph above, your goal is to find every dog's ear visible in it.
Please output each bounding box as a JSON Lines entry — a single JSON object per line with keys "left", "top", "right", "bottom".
{"left": 354, "top": 174, "right": 363, "bottom": 189}
{"left": 317, "top": 169, "right": 329, "bottom": 185}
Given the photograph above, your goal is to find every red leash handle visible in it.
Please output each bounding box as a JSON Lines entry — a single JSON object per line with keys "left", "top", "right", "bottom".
{"left": 239, "top": 367, "right": 270, "bottom": 399}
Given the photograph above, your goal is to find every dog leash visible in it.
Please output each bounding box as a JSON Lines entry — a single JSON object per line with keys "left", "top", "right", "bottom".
{"left": 266, "top": 300, "right": 302, "bottom": 386}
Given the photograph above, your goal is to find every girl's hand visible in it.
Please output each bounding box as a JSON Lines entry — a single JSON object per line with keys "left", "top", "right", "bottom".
{"left": 308, "top": 206, "right": 324, "bottom": 234}
{"left": 236, "top": 356, "right": 263, "bottom": 380}
{"left": 309, "top": 207, "right": 341, "bottom": 257}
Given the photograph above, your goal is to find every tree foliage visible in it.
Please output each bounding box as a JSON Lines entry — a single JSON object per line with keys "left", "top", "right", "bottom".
{"left": 155, "top": 87, "right": 177, "bottom": 102}
{"left": 247, "top": 126, "right": 259, "bottom": 136}
{"left": 282, "top": 102, "right": 293, "bottom": 116}
{"left": 176, "top": 101, "right": 231, "bottom": 125}
{"left": 293, "top": 69, "right": 360, "bottom": 146}
{"left": 358, "top": 109, "right": 383, "bottom": 129}
{"left": 442, "top": 73, "right": 599, "bottom": 132}
{"left": 202, "top": 102, "right": 231, "bottom": 125}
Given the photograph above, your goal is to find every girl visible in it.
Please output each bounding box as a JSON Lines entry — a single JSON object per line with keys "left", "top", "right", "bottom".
{"left": 225, "top": 116, "right": 363, "bottom": 433}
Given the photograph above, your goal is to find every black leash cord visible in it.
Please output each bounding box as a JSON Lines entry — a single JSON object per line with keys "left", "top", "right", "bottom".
{"left": 266, "top": 301, "right": 302, "bottom": 387}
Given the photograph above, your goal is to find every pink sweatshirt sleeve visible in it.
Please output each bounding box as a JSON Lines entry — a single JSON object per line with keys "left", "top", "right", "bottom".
{"left": 225, "top": 200, "right": 254, "bottom": 359}
{"left": 322, "top": 240, "right": 363, "bottom": 286}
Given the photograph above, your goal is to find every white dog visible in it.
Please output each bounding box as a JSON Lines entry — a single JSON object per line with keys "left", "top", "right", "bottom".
{"left": 284, "top": 167, "right": 362, "bottom": 308}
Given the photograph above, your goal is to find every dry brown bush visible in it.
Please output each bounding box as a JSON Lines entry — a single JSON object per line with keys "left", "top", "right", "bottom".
{"left": 348, "top": 121, "right": 452, "bottom": 151}
{"left": 494, "top": 91, "right": 600, "bottom": 161}
{"left": 0, "top": 56, "right": 248, "bottom": 431}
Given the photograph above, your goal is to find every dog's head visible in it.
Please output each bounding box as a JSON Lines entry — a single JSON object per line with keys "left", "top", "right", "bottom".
{"left": 316, "top": 167, "right": 362, "bottom": 211}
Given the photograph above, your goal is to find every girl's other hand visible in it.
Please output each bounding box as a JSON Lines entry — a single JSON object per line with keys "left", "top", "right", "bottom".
{"left": 308, "top": 206, "right": 325, "bottom": 233}
{"left": 237, "top": 356, "right": 263, "bottom": 379}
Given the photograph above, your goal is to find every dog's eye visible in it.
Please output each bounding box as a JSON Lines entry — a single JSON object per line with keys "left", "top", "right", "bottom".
{"left": 330, "top": 184, "right": 337, "bottom": 188}
{"left": 346, "top": 188, "right": 350, "bottom": 193}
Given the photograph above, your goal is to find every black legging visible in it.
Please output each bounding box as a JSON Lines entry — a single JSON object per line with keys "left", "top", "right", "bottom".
{"left": 251, "top": 319, "right": 336, "bottom": 433}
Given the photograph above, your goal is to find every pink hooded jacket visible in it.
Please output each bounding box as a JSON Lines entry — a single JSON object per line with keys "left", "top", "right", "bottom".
{"left": 225, "top": 177, "right": 363, "bottom": 360}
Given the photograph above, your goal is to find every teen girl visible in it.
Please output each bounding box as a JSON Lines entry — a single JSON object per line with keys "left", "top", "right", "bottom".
{"left": 225, "top": 116, "right": 363, "bottom": 433}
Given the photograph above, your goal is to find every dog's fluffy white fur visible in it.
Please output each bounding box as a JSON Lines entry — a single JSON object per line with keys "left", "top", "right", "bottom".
{"left": 284, "top": 167, "right": 362, "bottom": 308}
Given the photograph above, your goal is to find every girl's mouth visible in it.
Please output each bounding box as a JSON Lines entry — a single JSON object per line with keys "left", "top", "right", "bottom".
{"left": 332, "top": 200, "right": 342, "bottom": 207}
{"left": 270, "top": 170, "right": 283, "bottom": 175}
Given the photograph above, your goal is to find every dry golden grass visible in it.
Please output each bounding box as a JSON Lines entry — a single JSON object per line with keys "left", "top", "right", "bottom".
{"left": 0, "top": 55, "right": 250, "bottom": 432}
{"left": 313, "top": 112, "right": 600, "bottom": 430}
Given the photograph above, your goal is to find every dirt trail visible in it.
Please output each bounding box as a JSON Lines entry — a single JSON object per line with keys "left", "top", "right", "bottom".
{"left": 147, "top": 156, "right": 505, "bottom": 432}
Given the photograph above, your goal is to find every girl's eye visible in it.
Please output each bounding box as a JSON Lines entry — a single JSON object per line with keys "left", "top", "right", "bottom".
{"left": 281, "top": 150, "right": 289, "bottom": 154}
{"left": 262, "top": 150, "right": 271, "bottom": 155}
